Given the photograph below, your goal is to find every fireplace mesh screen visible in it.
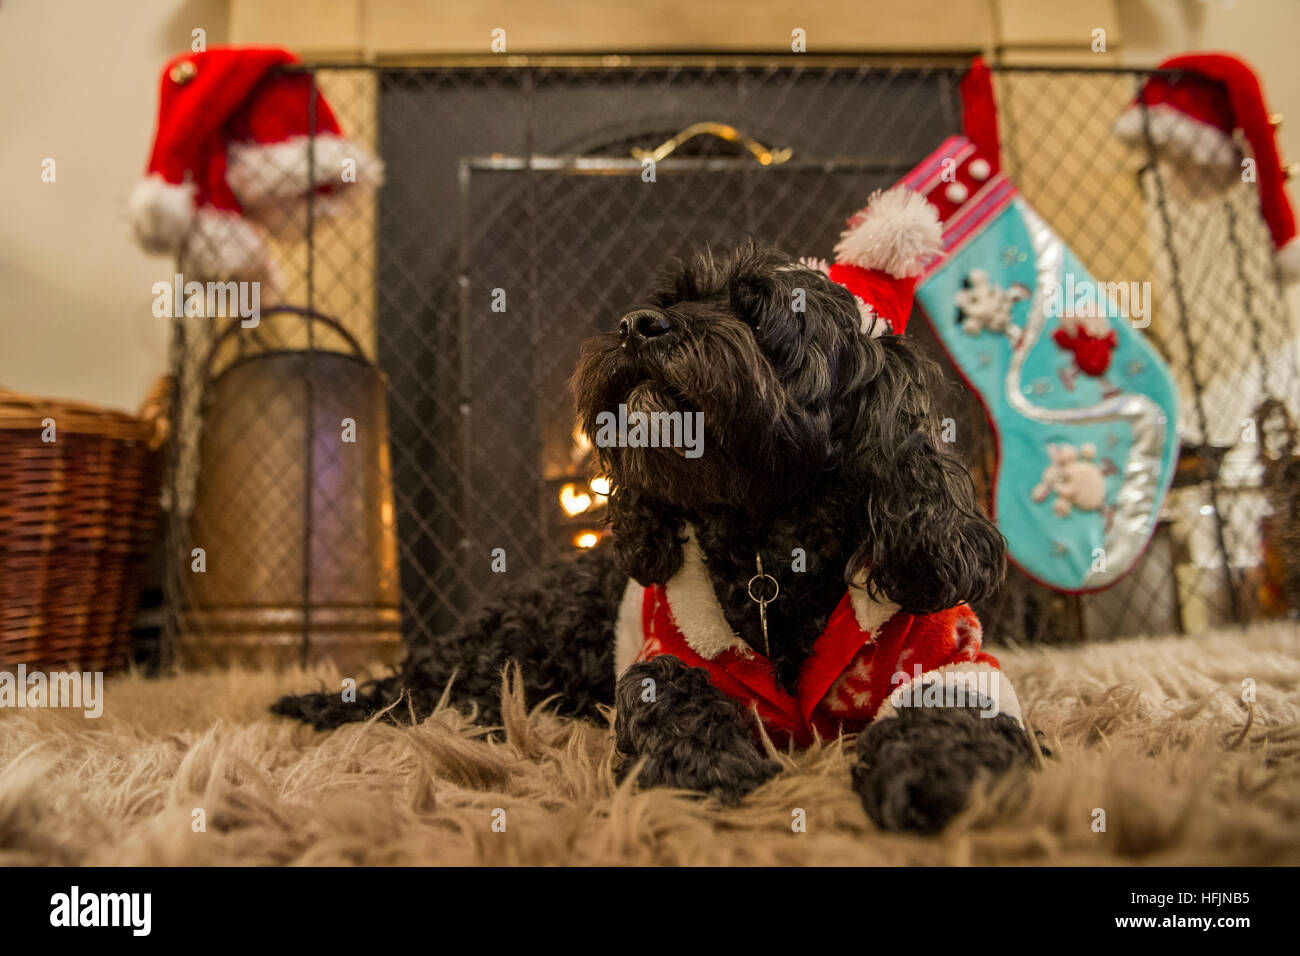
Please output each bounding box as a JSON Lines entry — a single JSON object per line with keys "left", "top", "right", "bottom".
{"left": 162, "top": 59, "right": 1300, "bottom": 666}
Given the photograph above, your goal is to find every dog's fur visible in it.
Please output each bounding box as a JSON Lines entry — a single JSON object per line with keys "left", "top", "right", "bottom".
{"left": 274, "top": 242, "right": 1036, "bottom": 832}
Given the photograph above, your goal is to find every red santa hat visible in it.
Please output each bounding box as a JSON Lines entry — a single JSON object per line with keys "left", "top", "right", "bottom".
{"left": 1113, "top": 53, "right": 1298, "bottom": 283}
{"left": 824, "top": 186, "right": 943, "bottom": 336}
{"left": 129, "top": 46, "right": 382, "bottom": 282}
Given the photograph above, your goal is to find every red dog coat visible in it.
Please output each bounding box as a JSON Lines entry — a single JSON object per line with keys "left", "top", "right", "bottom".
{"left": 613, "top": 533, "right": 1020, "bottom": 748}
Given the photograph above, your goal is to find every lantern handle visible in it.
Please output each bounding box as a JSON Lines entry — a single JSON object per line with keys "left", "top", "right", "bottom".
{"left": 200, "top": 306, "right": 370, "bottom": 385}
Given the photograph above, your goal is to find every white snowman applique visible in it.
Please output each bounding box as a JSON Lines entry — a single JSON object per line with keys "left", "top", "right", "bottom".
{"left": 1031, "top": 442, "right": 1108, "bottom": 518}
{"left": 955, "top": 268, "right": 1030, "bottom": 342}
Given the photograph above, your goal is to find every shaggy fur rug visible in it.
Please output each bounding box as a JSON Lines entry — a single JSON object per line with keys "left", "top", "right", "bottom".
{"left": 2, "top": 622, "right": 1298, "bottom": 866}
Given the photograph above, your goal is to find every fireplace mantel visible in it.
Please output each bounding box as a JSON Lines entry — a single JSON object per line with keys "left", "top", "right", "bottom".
{"left": 229, "top": 0, "right": 1124, "bottom": 63}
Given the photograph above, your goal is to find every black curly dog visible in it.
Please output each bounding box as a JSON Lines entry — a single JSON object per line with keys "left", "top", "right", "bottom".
{"left": 274, "top": 242, "right": 1038, "bottom": 833}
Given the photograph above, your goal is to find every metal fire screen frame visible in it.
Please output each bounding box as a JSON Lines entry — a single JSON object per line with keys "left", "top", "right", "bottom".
{"left": 160, "top": 56, "right": 1300, "bottom": 668}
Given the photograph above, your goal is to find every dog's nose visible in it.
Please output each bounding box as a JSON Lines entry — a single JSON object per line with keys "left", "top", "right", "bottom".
{"left": 619, "top": 309, "right": 672, "bottom": 344}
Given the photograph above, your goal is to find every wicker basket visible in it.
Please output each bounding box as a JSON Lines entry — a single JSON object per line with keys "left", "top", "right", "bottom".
{"left": 0, "top": 386, "right": 164, "bottom": 672}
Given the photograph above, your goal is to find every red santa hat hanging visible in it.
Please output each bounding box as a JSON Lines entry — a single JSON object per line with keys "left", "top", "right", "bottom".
{"left": 819, "top": 186, "right": 943, "bottom": 336}
{"left": 1113, "top": 52, "right": 1298, "bottom": 283}
{"left": 129, "top": 46, "right": 382, "bottom": 282}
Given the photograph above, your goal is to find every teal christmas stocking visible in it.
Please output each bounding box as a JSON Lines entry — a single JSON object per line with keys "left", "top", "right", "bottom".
{"left": 903, "top": 135, "right": 1179, "bottom": 592}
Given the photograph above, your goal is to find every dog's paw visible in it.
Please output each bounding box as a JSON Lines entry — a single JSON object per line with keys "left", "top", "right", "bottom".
{"left": 852, "top": 705, "right": 1035, "bottom": 834}
{"left": 621, "top": 730, "right": 781, "bottom": 806}
{"left": 270, "top": 689, "right": 367, "bottom": 730}
{"left": 615, "top": 656, "right": 781, "bottom": 805}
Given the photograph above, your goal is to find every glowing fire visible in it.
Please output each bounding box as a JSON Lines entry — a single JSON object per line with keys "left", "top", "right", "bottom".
{"left": 573, "top": 531, "right": 600, "bottom": 549}
{"left": 559, "top": 482, "right": 593, "bottom": 516}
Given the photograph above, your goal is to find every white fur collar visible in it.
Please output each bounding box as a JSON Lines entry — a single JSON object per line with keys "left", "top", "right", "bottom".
{"left": 664, "top": 528, "right": 752, "bottom": 659}
{"left": 848, "top": 576, "right": 901, "bottom": 634}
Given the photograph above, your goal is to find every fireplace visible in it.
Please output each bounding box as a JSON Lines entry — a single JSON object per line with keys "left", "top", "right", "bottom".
{"left": 374, "top": 61, "right": 967, "bottom": 638}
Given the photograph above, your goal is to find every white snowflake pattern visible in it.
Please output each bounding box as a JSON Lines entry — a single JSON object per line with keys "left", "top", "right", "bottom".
{"left": 952, "top": 613, "right": 984, "bottom": 660}
{"left": 824, "top": 652, "right": 875, "bottom": 714}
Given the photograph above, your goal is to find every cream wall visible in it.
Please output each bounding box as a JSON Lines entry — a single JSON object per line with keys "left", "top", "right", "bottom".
{"left": 0, "top": 0, "right": 229, "bottom": 412}
{"left": 1, "top": 0, "right": 1297, "bottom": 410}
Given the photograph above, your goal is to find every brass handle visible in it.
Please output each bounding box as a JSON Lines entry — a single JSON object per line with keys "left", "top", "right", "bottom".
{"left": 630, "top": 122, "right": 793, "bottom": 166}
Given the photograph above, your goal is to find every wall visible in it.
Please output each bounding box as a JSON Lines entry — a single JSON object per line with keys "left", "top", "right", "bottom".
{"left": 0, "top": 0, "right": 229, "bottom": 412}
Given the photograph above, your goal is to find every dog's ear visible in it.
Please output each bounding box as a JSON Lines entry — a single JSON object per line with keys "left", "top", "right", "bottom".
{"left": 724, "top": 243, "right": 808, "bottom": 329}
{"left": 842, "top": 334, "right": 1006, "bottom": 613}
{"left": 608, "top": 486, "right": 685, "bottom": 586}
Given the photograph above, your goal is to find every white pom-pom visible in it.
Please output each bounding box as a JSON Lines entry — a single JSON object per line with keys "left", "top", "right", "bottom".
{"left": 128, "top": 174, "right": 196, "bottom": 254}
{"left": 833, "top": 186, "right": 942, "bottom": 278}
